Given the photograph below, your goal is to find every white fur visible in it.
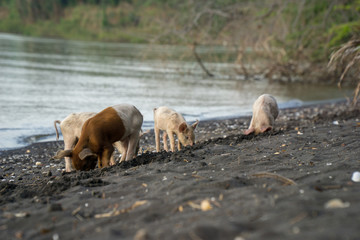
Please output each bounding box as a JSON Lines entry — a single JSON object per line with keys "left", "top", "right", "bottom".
{"left": 244, "top": 94, "right": 279, "bottom": 135}
{"left": 154, "top": 106, "right": 199, "bottom": 152}
{"left": 112, "top": 104, "right": 143, "bottom": 141}
{"left": 110, "top": 104, "right": 143, "bottom": 161}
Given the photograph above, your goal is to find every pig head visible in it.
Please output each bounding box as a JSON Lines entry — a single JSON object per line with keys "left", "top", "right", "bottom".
{"left": 53, "top": 104, "right": 143, "bottom": 171}
{"left": 244, "top": 94, "right": 278, "bottom": 135}
{"left": 154, "top": 106, "right": 199, "bottom": 152}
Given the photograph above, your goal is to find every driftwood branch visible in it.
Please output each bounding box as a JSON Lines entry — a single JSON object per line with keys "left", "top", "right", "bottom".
{"left": 251, "top": 172, "right": 296, "bottom": 185}
{"left": 192, "top": 42, "right": 214, "bottom": 77}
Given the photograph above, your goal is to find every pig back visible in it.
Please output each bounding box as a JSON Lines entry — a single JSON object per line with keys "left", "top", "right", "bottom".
{"left": 111, "top": 104, "right": 143, "bottom": 139}
{"left": 154, "top": 106, "right": 186, "bottom": 131}
{"left": 60, "top": 112, "right": 96, "bottom": 139}
{"left": 264, "top": 95, "right": 279, "bottom": 120}
{"left": 81, "top": 108, "right": 126, "bottom": 146}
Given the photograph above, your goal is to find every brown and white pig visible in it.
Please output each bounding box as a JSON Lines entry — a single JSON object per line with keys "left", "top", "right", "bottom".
{"left": 154, "top": 106, "right": 199, "bottom": 152}
{"left": 54, "top": 112, "right": 140, "bottom": 172}
{"left": 53, "top": 104, "right": 143, "bottom": 171}
{"left": 244, "top": 94, "right": 279, "bottom": 135}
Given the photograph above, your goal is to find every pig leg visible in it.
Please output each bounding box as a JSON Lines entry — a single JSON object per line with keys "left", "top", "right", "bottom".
{"left": 119, "top": 139, "right": 129, "bottom": 163}
{"left": 125, "top": 132, "right": 140, "bottom": 161}
{"left": 63, "top": 136, "right": 77, "bottom": 172}
{"left": 109, "top": 153, "right": 116, "bottom": 166}
{"left": 155, "top": 127, "right": 161, "bottom": 152}
{"left": 97, "top": 155, "right": 102, "bottom": 169}
{"left": 112, "top": 141, "right": 124, "bottom": 164}
{"left": 177, "top": 140, "right": 181, "bottom": 151}
{"left": 64, "top": 156, "right": 72, "bottom": 172}
{"left": 163, "top": 132, "right": 169, "bottom": 152}
{"left": 167, "top": 131, "right": 176, "bottom": 152}
{"left": 100, "top": 145, "right": 114, "bottom": 168}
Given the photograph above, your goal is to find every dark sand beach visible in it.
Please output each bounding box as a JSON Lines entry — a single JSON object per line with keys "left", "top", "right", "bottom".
{"left": 1, "top": 101, "right": 360, "bottom": 240}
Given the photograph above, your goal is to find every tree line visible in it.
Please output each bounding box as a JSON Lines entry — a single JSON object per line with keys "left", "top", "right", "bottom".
{"left": 0, "top": 0, "right": 359, "bottom": 85}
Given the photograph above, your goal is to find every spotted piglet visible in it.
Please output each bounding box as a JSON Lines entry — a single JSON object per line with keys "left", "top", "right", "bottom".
{"left": 154, "top": 106, "right": 199, "bottom": 152}
{"left": 244, "top": 94, "right": 279, "bottom": 135}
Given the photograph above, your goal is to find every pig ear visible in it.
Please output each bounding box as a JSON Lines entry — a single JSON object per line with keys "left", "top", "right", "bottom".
{"left": 179, "top": 122, "right": 187, "bottom": 133}
{"left": 52, "top": 149, "right": 72, "bottom": 159}
{"left": 260, "top": 126, "right": 272, "bottom": 133}
{"left": 243, "top": 128, "right": 255, "bottom": 135}
{"left": 79, "top": 148, "right": 97, "bottom": 160}
{"left": 192, "top": 120, "right": 199, "bottom": 129}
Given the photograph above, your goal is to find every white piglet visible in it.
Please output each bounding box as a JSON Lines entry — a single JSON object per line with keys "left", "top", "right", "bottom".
{"left": 154, "top": 106, "right": 199, "bottom": 152}
{"left": 244, "top": 94, "right": 279, "bottom": 135}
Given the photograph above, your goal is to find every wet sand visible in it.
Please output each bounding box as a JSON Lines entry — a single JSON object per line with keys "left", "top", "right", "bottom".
{"left": 0, "top": 101, "right": 360, "bottom": 240}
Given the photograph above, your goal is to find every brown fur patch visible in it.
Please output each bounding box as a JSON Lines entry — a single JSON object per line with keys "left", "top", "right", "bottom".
{"left": 71, "top": 107, "right": 126, "bottom": 170}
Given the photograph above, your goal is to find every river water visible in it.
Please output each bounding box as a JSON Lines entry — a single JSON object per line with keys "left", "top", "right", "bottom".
{"left": 0, "top": 33, "right": 351, "bottom": 149}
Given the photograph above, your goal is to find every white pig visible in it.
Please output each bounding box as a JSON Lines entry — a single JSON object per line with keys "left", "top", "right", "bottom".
{"left": 244, "top": 94, "right": 279, "bottom": 135}
{"left": 153, "top": 106, "right": 199, "bottom": 152}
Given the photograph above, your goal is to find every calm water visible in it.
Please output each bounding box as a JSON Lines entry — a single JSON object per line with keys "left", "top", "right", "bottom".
{"left": 0, "top": 33, "right": 351, "bottom": 149}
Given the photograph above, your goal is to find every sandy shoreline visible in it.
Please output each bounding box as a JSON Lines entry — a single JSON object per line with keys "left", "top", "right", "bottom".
{"left": 0, "top": 101, "right": 360, "bottom": 240}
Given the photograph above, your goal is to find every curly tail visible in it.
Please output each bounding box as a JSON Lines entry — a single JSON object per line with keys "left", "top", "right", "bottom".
{"left": 54, "top": 120, "right": 61, "bottom": 140}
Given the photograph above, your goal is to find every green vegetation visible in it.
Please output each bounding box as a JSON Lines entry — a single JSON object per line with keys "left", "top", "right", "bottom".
{"left": 0, "top": 0, "right": 359, "bottom": 76}
{"left": 328, "top": 39, "right": 360, "bottom": 103}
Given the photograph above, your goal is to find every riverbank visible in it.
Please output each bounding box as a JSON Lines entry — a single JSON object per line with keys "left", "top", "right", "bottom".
{"left": 1, "top": 1, "right": 359, "bottom": 84}
{"left": 0, "top": 101, "right": 360, "bottom": 239}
